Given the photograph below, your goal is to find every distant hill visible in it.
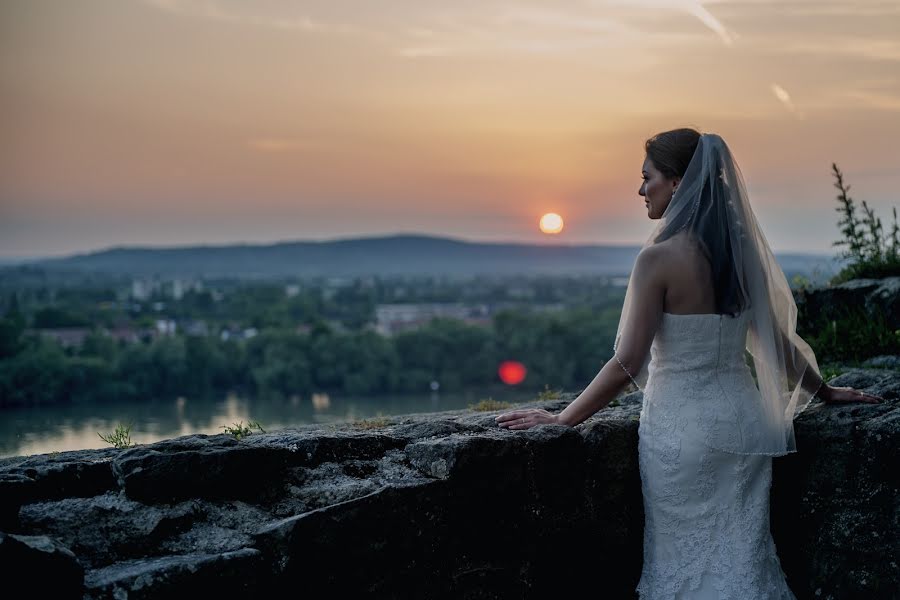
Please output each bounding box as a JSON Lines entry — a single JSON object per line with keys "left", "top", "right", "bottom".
{"left": 6, "top": 234, "right": 843, "bottom": 281}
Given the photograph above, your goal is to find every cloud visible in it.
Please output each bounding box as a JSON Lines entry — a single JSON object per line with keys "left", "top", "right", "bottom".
{"left": 596, "top": 0, "right": 737, "bottom": 46}
{"left": 770, "top": 83, "right": 805, "bottom": 119}
{"left": 139, "top": 0, "right": 360, "bottom": 35}
{"left": 394, "top": 3, "right": 714, "bottom": 59}
{"left": 139, "top": 0, "right": 737, "bottom": 60}
{"left": 682, "top": 2, "right": 735, "bottom": 45}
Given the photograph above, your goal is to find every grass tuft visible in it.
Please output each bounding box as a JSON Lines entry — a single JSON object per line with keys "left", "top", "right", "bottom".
{"left": 98, "top": 423, "right": 135, "bottom": 449}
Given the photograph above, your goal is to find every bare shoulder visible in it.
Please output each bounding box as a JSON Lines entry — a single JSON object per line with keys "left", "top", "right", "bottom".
{"left": 636, "top": 239, "right": 676, "bottom": 271}
{"left": 635, "top": 234, "right": 696, "bottom": 288}
{"left": 633, "top": 244, "right": 669, "bottom": 282}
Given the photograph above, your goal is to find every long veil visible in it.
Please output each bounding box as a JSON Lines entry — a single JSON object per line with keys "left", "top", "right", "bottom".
{"left": 613, "top": 133, "right": 823, "bottom": 456}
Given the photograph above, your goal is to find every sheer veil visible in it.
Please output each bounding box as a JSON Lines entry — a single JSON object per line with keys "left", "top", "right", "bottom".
{"left": 613, "top": 132, "right": 824, "bottom": 456}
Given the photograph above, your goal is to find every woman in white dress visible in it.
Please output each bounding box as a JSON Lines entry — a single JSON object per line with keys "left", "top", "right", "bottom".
{"left": 495, "top": 129, "right": 883, "bottom": 599}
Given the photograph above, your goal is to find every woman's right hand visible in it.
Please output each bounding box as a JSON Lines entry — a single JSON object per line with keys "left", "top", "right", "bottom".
{"left": 820, "top": 384, "right": 884, "bottom": 405}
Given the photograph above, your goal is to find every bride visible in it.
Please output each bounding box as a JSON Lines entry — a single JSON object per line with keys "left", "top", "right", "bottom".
{"left": 495, "top": 128, "right": 883, "bottom": 598}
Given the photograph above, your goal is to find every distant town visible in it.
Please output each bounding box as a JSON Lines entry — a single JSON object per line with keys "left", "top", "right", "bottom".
{"left": 21, "top": 273, "right": 624, "bottom": 351}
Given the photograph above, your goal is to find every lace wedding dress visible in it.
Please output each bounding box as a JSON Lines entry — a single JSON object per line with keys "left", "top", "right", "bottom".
{"left": 636, "top": 311, "right": 796, "bottom": 599}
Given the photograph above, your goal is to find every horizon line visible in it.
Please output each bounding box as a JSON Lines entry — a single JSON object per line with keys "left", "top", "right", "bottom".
{"left": 0, "top": 230, "right": 840, "bottom": 263}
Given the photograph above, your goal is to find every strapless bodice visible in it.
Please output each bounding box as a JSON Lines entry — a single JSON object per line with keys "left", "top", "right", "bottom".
{"left": 648, "top": 311, "right": 751, "bottom": 376}
{"left": 642, "top": 309, "right": 767, "bottom": 453}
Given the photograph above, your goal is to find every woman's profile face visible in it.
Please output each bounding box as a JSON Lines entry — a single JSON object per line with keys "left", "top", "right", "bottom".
{"left": 639, "top": 156, "right": 678, "bottom": 220}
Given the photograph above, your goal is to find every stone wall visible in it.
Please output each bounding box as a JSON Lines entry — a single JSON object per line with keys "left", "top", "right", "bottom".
{"left": 795, "top": 276, "right": 900, "bottom": 331}
{"left": 1, "top": 369, "right": 897, "bottom": 599}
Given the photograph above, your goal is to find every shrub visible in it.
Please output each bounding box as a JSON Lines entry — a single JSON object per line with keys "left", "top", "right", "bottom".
{"left": 801, "top": 308, "right": 900, "bottom": 364}
{"left": 831, "top": 163, "right": 900, "bottom": 283}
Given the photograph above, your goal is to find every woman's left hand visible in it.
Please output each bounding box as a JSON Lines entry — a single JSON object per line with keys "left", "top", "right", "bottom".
{"left": 820, "top": 384, "right": 884, "bottom": 405}
{"left": 495, "top": 408, "right": 559, "bottom": 430}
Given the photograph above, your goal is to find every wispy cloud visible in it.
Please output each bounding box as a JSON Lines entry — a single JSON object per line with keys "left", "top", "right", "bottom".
{"left": 770, "top": 83, "right": 805, "bottom": 119}
{"left": 140, "top": 0, "right": 360, "bottom": 35}
{"left": 596, "top": 0, "right": 736, "bottom": 46}
{"left": 395, "top": 3, "right": 725, "bottom": 59}
{"left": 140, "top": 0, "right": 737, "bottom": 59}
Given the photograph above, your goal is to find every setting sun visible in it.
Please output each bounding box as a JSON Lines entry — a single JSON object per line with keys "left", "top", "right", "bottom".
{"left": 539, "top": 213, "right": 564, "bottom": 235}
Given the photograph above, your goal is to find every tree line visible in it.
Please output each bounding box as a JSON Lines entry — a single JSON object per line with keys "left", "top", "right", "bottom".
{"left": 0, "top": 306, "right": 621, "bottom": 408}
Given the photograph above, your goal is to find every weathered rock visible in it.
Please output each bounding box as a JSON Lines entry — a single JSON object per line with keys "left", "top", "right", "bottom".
{"left": 0, "top": 371, "right": 896, "bottom": 599}
{"left": 0, "top": 532, "right": 83, "bottom": 599}
{"left": 795, "top": 276, "right": 900, "bottom": 330}
{"left": 84, "top": 548, "right": 263, "bottom": 599}
{"left": 773, "top": 369, "right": 900, "bottom": 600}
{"left": 0, "top": 448, "right": 119, "bottom": 531}
{"left": 863, "top": 355, "right": 900, "bottom": 370}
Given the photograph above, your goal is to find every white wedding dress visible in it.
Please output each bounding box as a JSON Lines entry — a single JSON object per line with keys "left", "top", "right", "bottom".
{"left": 636, "top": 311, "right": 796, "bottom": 599}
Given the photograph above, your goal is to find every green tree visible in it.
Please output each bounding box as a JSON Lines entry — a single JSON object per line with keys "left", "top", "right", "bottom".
{"left": 184, "top": 336, "right": 230, "bottom": 396}
{"left": 0, "top": 337, "right": 69, "bottom": 406}
{"left": 394, "top": 318, "right": 493, "bottom": 392}
{"left": 247, "top": 331, "right": 313, "bottom": 397}
{"left": 0, "top": 292, "right": 25, "bottom": 359}
{"left": 32, "top": 306, "right": 90, "bottom": 328}
{"left": 80, "top": 331, "right": 118, "bottom": 362}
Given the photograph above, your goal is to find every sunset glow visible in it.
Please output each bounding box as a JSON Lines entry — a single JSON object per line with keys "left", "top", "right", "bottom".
{"left": 1, "top": 1, "right": 898, "bottom": 257}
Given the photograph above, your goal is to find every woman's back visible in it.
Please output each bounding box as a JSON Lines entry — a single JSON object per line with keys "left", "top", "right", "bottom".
{"left": 655, "top": 232, "right": 719, "bottom": 316}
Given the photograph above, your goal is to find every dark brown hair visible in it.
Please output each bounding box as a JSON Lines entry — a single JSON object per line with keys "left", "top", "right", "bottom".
{"left": 650, "top": 127, "right": 745, "bottom": 316}
{"left": 644, "top": 128, "right": 702, "bottom": 179}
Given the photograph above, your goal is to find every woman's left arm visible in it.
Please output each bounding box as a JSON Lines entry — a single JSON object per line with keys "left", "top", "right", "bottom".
{"left": 496, "top": 248, "right": 667, "bottom": 430}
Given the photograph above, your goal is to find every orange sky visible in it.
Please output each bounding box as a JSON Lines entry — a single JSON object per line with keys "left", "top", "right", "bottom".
{"left": 1, "top": 0, "right": 899, "bottom": 257}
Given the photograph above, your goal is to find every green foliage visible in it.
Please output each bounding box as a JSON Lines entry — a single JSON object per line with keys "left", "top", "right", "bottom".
{"left": 819, "top": 364, "right": 845, "bottom": 382}
{"left": 536, "top": 384, "right": 562, "bottom": 401}
{"left": 352, "top": 415, "right": 391, "bottom": 429}
{"left": 98, "top": 423, "right": 134, "bottom": 449}
{"left": 0, "top": 293, "right": 25, "bottom": 359}
{"left": 32, "top": 306, "right": 91, "bottom": 328}
{"left": 0, "top": 336, "right": 69, "bottom": 406}
{"left": 468, "top": 397, "right": 513, "bottom": 411}
{"left": 0, "top": 317, "right": 25, "bottom": 359}
{"left": 800, "top": 308, "right": 900, "bottom": 364}
{"left": 790, "top": 274, "right": 812, "bottom": 293}
{"left": 222, "top": 420, "right": 265, "bottom": 440}
{"left": 80, "top": 331, "right": 118, "bottom": 361}
{"left": 393, "top": 318, "right": 493, "bottom": 393}
{"left": 831, "top": 163, "right": 900, "bottom": 283}
{"left": 0, "top": 274, "right": 628, "bottom": 407}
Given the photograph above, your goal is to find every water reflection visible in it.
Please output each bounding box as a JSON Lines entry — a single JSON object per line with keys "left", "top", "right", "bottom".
{"left": 311, "top": 393, "right": 330, "bottom": 411}
{"left": 0, "top": 388, "right": 531, "bottom": 459}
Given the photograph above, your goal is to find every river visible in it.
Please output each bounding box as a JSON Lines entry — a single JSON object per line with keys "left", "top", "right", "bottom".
{"left": 0, "top": 387, "right": 539, "bottom": 458}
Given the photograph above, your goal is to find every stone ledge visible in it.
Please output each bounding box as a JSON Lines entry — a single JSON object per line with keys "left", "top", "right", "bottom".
{"left": 0, "top": 370, "right": 896, "bottom": 599}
